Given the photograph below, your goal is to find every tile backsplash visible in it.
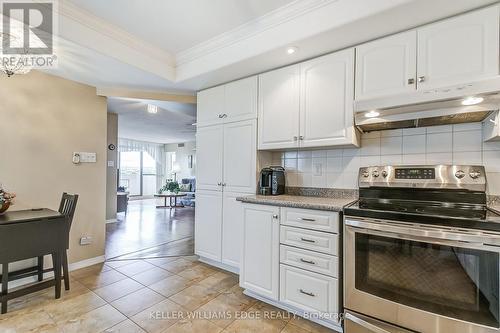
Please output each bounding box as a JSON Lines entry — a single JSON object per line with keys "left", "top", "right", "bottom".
{"left": 271, "top": 123, "right": 500, "bottom": 195}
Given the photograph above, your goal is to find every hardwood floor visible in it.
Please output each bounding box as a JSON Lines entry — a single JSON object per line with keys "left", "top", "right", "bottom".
{"left": 106, "top": 199, "right": 194, "bottom": 260}
{"left": 0, "top": 258, "right": 333, "bottom": 332}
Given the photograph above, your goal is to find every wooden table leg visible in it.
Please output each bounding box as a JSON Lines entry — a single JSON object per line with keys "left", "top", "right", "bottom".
{"left": 1, "top": 262, "right": 8, "bottom": 314}
{"left": 52, "top": 253, "right": 61, "bottom": 299}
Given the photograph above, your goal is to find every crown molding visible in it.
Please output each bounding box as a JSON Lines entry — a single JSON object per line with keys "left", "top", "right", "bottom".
{"left": 97, "top": 87, "right": 197, "bottom": 104}
{"left": 175, "top": 0, "right": 339, "bottom": 66}
{"left": 57, "top": 0, "right": 175, "bottom": 67}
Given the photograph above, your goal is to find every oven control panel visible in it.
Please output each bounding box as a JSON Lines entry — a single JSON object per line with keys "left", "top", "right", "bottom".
{"left": 358, "top": 165, "right": 486, "bottom": 191}
{"left": 395, "top": 168, "right": 435, "bottom": 179}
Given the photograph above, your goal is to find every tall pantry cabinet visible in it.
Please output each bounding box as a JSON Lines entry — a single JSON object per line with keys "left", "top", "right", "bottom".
{"left": 195, "top": 76, "right": 258, "bottom": 272}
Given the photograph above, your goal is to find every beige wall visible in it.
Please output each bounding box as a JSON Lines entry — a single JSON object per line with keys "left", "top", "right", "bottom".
{"left": 106, "top": 113, "right": 118, "bottom": 220}
{"left": 0, "top": 70, "right": 107, "bottom": 264}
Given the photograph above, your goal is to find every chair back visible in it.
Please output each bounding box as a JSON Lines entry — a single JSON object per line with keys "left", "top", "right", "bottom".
{"left": 58, "top": 192, "right": 79, "bottom": 229}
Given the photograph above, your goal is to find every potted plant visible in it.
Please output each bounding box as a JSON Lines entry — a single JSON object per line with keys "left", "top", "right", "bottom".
{"left": 0, "top": 185, "right": 16, "bottom": 214}
{"left": 159, "top": 180, "right": 180, "bottom": 194}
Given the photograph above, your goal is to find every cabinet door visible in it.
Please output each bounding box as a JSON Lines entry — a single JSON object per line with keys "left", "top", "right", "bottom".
{"left": 355, "top": 30, "right": 417, "bottom": 100}
{"left": 195, "top": 190, "right": 223, "bottom": 261}
{"left": 223, "top": 119, "right": 257, "bottom": 194}
{"left": 417, "top": 5, "right": 499, "bottom": 90}
{"left": 221, "top": 191, "right": 245, "bottom": 269}
{"left": 196, "top": 125, "right": 223, "bottom": 191}
{"left": 299, "top": 49, "right": 356, "bottom": 148}
{"left": 240, "top": 204, "right": 280, "bottom": 300}
{"left": 258, "top": 65, "right": 300, "bottom": 150}
{"left": 225, "top": 76, "right": 258, "bottom": 123}
{"left": 197, "top": 85, "right": 225, "bottom": 127}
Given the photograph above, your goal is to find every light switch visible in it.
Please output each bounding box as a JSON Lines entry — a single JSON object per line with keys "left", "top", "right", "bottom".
{"left": 73, "top": 152, "right": 97, "bottom": 163}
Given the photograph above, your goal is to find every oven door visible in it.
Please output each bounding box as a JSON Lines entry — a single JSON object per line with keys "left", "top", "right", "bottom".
{"left": 344, "top": 217, "right": 500, "bottom": 333}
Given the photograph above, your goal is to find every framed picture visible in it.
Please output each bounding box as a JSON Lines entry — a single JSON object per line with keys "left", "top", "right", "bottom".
{"left": 188, "top": 155, "right": 193, "bottom": 169}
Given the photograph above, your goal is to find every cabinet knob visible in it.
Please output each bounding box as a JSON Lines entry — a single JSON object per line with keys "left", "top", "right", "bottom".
{"left": 217, "top": 182, "right": 222, "bottom": 186}
{"left": 272, "top": 214, "right": 279, "bottom": 219}
{"left": 418, "top": 76, "right": 425, "bottom": 83}
{"left": 218, "top": 114, "right": 223, "bottom": 118}
{"left": 222, "top": 183, "right": 226, "bottom": 186}
{"left": 293, "top": 136, "right": 298, "bottom": 141}
{"left": 407, "top": 78, "right": 415, "bottom": 85}
{"left": 299, "top": 136, "right": 304, "bottom": 140}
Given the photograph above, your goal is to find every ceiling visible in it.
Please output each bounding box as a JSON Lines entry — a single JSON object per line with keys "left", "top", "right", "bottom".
{"left": 108, "top": 97, "right": 197, "bottom": 143}
{"left": 8, "top": 0, "right": 498, "bottom": 144}
{"left": 67, "top": 0, "right": 295, "bottom": 54}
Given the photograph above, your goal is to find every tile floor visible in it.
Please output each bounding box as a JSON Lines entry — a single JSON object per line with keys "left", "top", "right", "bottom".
{"left": 0, "top": 256, "right": 334, "bottom": 332}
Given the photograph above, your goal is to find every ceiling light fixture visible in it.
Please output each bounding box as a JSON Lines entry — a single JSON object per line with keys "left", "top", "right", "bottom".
{"left": 286, "top": 46, "right": 298, "bottom": 55}
{"left": 147, "top": 104, "right": 158, "bottom": 114}
{"left": 462, "top": 96, "right": 484, "bottom": 106}
{"left": 365, "top": 110, "right": 380, "bottom": 118}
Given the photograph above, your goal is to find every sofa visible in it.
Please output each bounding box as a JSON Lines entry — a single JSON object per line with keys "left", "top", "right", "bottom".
{"left": 179, "top": 178, "right": 196, "bottom": 207}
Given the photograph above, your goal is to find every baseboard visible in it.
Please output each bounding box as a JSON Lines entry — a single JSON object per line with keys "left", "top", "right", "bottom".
{"left": 106, "top": 218, "right": 117, "bottom": 224}
{"left": 243, "top": 289, "right": 342, "bottom": 332}
{"left": 197, "top": 256, "right": 239, "bottom": 275}
{"left": 7, "top": 255, "right": 105, "bottom": 290}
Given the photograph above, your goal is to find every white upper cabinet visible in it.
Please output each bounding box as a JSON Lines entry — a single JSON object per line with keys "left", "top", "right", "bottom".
{"left": 223, "top": 119, "right": 257, "bottom": 194}
{"left": 225, "top": 77, "right": 258, "bottom": 123}
{"left": 417, "top": 6, "right": 499, "bottom": 90}
{"left": 355, "top": 30, "right": 417, "bottom": 100}
{"left": 300, "top": 49, "right": 356, "bottom": 148}
{"left": 197, "top": 85, "right": 225, "bottom": 127}
{"left": 197, "top": 77, "right": 257, "bottom": 127}
{"left": 258, "top": 65, "right": 301, "bottom": 150}
{"left": 196, "top": 125, "right": 224, "bottom": 191}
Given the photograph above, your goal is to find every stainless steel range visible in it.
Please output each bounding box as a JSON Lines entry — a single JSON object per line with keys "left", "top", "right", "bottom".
{"left": 343, "top": 165, "right": 500, "bottom": 333}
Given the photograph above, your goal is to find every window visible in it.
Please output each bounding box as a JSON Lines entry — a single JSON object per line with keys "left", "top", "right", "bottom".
{"left": 119, "top": 151, "right": 157, "bottom": 196}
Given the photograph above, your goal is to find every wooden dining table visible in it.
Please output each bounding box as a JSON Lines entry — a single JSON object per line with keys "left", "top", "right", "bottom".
{"left": 0, "top": 208, "right": 67, "bottom": 314}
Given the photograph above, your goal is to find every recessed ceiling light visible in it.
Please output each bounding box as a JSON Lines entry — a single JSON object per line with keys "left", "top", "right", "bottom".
{"left": 365, "top": 110, "right": 380, "bottom": 118}
{"left": 462, "top": 96, "right": 484, "bottom": 106}
{"left": 286, "top": 47, "right": 298, "bottom": 55}
{"left": 147, "top": 104, "right": 158, "bottom": 114}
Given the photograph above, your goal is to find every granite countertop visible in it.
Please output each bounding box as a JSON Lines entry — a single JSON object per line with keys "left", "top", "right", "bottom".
{"left": 236, "top": 194, "right": 357, "bottom": 212}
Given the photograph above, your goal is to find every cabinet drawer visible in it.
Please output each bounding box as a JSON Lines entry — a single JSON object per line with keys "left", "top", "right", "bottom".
{"left": 280, "top": 245, "right": 338, "bottom": 277}
{"left": 281, "top": 208, "right": 339, "bottom": 233}
{"left": 280, "top": 226, "right": 338, "bottom": 255}
{"left": 280, "top": 264, "right": 338, "bottom": 314}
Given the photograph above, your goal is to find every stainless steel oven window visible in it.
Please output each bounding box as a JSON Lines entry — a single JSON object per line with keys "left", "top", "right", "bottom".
{"left": 352, "top": 228, "right": 499, "bottom": 328}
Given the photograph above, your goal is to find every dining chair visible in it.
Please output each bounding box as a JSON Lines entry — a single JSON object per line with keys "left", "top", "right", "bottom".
{"left": 37, "top": 193, "right": 78, "bottom": 290}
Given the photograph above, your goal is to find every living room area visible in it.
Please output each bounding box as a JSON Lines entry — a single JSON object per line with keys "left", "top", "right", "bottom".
{"left": 105, "top": 97, "right": 197, "bottom": 262}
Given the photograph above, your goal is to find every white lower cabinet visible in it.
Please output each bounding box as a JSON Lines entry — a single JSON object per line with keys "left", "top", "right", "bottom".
{"left": 194, "top": 190, "right": 223, "bottom": 261}
{"left": 221, "top": 191, "right": 245, "bottom": 268}
{"left": 240, "top": 204, "right": 341, "bottom": 330}
{"left": 280, "top": 264, "right": 338, "bottom": 315}
{"left": 240, "top": 204, "right": 280, "bottom": 300}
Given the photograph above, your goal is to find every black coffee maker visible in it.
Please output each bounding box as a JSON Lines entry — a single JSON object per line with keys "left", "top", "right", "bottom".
{"left": 259, "top": 166, "right": 285, "bottom": 195}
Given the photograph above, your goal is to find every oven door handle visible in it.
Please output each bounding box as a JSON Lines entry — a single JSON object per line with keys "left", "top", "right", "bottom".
{"left": 345, "top": 312, "right": 393, "bottom": 333}
{"left": 345, "top": 218, "right": 500, "bottom": 249}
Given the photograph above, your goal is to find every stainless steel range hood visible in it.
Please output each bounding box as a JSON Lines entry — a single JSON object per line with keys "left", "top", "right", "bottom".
{"left": 354, "top": 79, "right": 500, "bottom": 132}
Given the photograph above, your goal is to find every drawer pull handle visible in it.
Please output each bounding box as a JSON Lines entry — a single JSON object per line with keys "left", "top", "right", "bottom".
{"left": 298, "top": 217, "right": 316, "bottom": 222}
{"left": 299, "top": 289, "right": 315, "bottom": 297}
{"left": 300, "top": 237, "right": 316, "bottom": 243}
{"left": 299, "top": 258, "right": 316, "bottom": 265}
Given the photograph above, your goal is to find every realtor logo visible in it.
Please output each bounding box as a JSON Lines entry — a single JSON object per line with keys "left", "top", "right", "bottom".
{"left": 2, "top": 2, "right": 53, "bottom": 54}
{"left": 1, "top": 0, "right": 57, "bottom": 74}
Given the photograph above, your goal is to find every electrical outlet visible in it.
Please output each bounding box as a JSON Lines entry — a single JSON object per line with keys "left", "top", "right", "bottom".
{"left": 80, "top": 236, "right": 92, "bottom": 245}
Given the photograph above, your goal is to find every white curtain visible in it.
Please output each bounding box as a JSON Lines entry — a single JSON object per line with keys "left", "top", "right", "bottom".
{"left": 118, "top": 138, "right": 166, "bottom": 191}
